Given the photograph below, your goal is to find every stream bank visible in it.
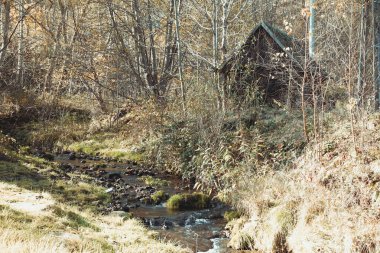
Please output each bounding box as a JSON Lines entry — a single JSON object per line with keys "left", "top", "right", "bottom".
{"left": 54, "top": 151, "right": 235, "bottom": 253}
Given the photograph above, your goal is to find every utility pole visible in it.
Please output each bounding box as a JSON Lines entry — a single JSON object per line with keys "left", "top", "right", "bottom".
{"left": 309, "top": 0, "right": 316, "bottom": 59}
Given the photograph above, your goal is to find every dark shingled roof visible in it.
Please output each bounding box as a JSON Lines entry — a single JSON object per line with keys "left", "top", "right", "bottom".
{"left": 219, "top": 21, "right": 305, "bottom": 74}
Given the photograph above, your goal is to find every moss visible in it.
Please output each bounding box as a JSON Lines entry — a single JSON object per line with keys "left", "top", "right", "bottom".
{"left": 151, "top": 190, "right": 168, "bottom": 204}
{"left": 224, "top": 210, "right": 241, "bottom": 222}
{"left": 166, "top": 192, "right": 210, "bottom": 210}
{"left": 140, "top": 176, "right": 169, "bottom": 187}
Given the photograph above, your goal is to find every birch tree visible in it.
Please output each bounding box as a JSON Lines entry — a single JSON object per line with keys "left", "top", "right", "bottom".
{"left": 309, "top": 0, "right": 316, "bottom": 59}
{"left": 0, "top": 0, "right": 11, "bottom": 63}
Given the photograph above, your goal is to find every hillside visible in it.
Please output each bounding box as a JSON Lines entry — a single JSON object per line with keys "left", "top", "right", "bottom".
{"left": 0, "top": 0, "right": 380, "bottom": 252}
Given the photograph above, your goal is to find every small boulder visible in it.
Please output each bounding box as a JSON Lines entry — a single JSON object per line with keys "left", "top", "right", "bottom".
{"left": 68, "top": 152, "right": 76, "bottom": 160}
{"left": 105, "top": 187, "right": 114, "bottom": 193}
{"left": 108, "top": 172, "right": 122, "bottom": 181}
{"left": 122, "top": 204, "right": 130, "bottom": 212}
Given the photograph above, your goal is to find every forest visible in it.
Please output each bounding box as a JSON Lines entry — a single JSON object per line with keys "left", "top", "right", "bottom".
{"left": 0, "top": 0, "right": 380, "bottom": 252}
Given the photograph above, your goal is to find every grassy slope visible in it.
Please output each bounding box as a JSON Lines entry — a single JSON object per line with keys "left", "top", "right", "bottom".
{"left": 228, "top": 111, "right": 380, "bottom": 252}
{"left": 0, "top": 132, "right": 189, "bottom": 253}
{"left": 6, "top": 96, "right": 379, "bottom": 252}
{"left": 65, "top": 102, "right": 162, "bottom": 163}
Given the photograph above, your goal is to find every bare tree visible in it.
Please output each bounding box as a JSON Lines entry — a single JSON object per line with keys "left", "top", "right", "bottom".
{"left": 375, "top": 0, "right": 380, "bottom": 109}
{"left": 0, "top": 0, "right": 11, "bottom": 63}
{"left": 174, "top": 0, "right": 186, "bottom": 113}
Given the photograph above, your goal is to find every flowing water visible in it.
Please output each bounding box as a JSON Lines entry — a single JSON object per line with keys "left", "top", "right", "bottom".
{"left": 55, "top": 152, "right": 235, "bottom": 253}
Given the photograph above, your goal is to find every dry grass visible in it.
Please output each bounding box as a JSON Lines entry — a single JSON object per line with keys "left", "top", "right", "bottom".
{"left": 0, "top": 131, "right": 190, "bottom": 253}
{"left": 0, "top": 182, "right": 190, "bottom": 253}
{"left": 66, "top": 101, "right": 164, "bottom": 162}
{"left": 0, "top": 182, "right": 54, "bottom": 216}
{"left": 229, "top": 112, "right": 380, "bottom": 253}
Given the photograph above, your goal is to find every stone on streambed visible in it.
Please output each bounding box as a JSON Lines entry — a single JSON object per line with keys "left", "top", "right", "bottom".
{"left": 107, "top": 172, "right": 123, "bottom": 182}
{"left": 36, "top": 152, "right": 55, "bottom": 161}
{"left": 59, "top": 163, "right": 75, "bottom": 172}
{"left": 105, "top": 187, "right": 114, "bottom": 193}
{"left": 150, "top": 190, "right": 169, "bottom": 205}
{"left": 142, "top": 217, "right": 173, "bottom": 229}
{"left": 68, "top": 152, "right": 76, "bottom": 160}
{"left": 122, "top": 204, "right": 130, "bottom": 212}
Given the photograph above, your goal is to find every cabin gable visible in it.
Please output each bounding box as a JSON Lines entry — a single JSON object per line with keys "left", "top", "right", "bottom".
{"left": 219, "top": 22, "right": 308, "bottom": 105}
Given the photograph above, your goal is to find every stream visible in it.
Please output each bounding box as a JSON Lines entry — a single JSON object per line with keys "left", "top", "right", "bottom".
{"left": 54, "top": 152, "right": 235, "bottom": 253}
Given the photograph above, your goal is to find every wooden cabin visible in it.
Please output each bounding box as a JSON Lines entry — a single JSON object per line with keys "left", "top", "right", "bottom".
{"left": 219, "top": 21, "right": 323, "bottom": 106}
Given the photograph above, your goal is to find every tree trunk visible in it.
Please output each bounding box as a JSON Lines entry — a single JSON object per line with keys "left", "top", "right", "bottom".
{"left": 0, "top": 0, "right": 11, "bottom": 63}
{"left": 213, "top": 0, "right": 222, "bottom": 110}
{"left": 357, "top": 0, "right": 365, "bottom": 103}
{"left": 17, "top": 0, "right": 25, "bottom": 86}
{"left": 309, "top": 0, "right": 316, "bottom": 59}
{"left": 174, "top": 0, "right": 186, "bottom": 113}
{"left": 375, "top": 0, "right": 380, "bottom": 109}
{"left": 221, "top": 0, "right": 229, "bottom": 61}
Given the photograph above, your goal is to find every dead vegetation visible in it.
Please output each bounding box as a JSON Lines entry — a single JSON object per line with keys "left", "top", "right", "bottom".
{"left": 0, "top": 130, "right": 190, "bottom": 253}
{"left": 227, "top": 112, "right": 380, "bottom": 252}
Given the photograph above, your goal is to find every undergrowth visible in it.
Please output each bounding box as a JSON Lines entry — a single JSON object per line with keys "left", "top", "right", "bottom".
{"left": 227, "top": 111, "right": 380, "bottom": 252}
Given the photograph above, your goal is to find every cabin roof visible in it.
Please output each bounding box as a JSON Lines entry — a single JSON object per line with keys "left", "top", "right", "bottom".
{"left": 219, "top": 21, "right": 304, "bottom": 74}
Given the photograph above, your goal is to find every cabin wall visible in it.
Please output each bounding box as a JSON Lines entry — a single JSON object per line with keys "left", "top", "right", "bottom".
{"left": 224, "top": 28, "right": 303, "bottom": 105}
